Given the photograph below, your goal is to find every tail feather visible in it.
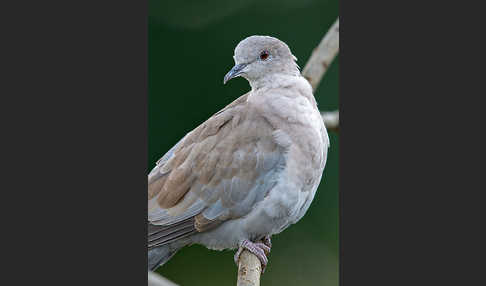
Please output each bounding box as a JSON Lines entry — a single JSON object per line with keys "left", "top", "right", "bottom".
{"left": 148, "top": 218, "right": 196, "bottom": 248}
{"left": 148, "top": 245, "right": 178, "bottom": 271}
{"left": 149, "top": 226, "right": 196, "bottom": 249}
{"left": 148, "top": 218, "right": 195, "bottom": 270}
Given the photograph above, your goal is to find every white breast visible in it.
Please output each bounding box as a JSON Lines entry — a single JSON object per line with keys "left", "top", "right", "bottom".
{"left": 191, "top": 76, "right": 329, "bottom": 251}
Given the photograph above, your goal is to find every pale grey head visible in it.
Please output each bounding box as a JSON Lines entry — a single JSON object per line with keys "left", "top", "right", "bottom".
{"left": 223, "top": 35, "right": 300, "bottom": 85}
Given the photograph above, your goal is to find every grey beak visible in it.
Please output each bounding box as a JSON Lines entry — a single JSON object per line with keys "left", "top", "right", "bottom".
{"left": 223, "top": 63, "right": 247, "bottom": 84}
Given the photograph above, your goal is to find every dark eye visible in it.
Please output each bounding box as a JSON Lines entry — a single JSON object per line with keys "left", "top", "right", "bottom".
{"left": 260, "top": 50, "right": 269, "bottom": 61}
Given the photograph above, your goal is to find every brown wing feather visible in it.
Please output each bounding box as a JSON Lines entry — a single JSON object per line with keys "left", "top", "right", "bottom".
{"left": 148, "top": 92, "right": 286, "bottom": 239}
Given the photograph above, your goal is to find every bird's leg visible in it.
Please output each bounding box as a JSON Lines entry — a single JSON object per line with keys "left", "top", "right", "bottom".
{"left": 234, "top": 239, "right": 272, "bottom": 273}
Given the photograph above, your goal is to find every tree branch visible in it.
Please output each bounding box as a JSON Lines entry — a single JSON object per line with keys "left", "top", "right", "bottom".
{"left": 302, "top": 18, "right": 339, "bottom": 132}
{"left": 302, "top": 18, "right": 339, "bottom": 91}
{"left": 237, "top": 243, "right": 263, "bottom": 286}
{"left": 148, "top": 271, "right": 179, "bottom": 286}
{"left": 236, "top": 18, "right": 340, "bottom": 286}
{"left": 321, "top": 110, "right": 339, "bottom": 132}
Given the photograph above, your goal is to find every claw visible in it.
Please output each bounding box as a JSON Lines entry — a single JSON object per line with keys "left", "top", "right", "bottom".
{"left": 263, "top": 235, "right": 272, "bottom": 249}
{"left": 254, "top": 242, "right": 271, "bottom": 255}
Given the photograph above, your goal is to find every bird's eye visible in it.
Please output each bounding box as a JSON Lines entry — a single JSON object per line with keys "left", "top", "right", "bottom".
{"left": 260, "top": 50, "right": 269, "bottom": 61}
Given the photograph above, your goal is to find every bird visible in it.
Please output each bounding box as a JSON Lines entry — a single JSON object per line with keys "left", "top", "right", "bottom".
{"left": 148, "top": 35, "right": 329, "bottom": 273}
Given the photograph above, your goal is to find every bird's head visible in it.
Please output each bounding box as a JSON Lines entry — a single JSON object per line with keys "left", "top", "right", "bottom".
{"left": 223, "top": 36, "right": 300, "bottom": 85}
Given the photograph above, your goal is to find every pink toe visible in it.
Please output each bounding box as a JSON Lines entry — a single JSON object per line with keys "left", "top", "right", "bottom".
{"left": 255, "top": 242, "right": 271, "bottom": 254}
{"left": 235, "top": 239, "right": 270, "bottom": 273}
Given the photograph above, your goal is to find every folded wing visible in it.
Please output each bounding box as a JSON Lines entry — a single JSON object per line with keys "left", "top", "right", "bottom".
{"left": 148, "top": 94, "right": 287, "bottom": 249}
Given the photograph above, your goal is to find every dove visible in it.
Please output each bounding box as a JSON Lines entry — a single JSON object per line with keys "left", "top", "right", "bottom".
{"left": 148, "top": 35, "right": 329, "bottom": 273}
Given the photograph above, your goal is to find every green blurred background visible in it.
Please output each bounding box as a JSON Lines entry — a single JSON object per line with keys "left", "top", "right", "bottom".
{"left": 149, "top": 0, "right": 339, "bottom": 285}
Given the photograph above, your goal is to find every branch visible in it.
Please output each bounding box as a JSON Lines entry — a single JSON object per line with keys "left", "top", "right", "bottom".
{"left": 302, "top": 18, "right": 339, "bottom": 132}
{"left": 321, "top": 110, "right": 339, "bottom": 132}
{"left": 236, "top": 18, "right": 340, "bottom": 286}
{"left": 237, "top": 245, "right": 263, "bottom": 286}
{"left": 148, "top": 271, "right": 179, "bottom": 286}
{"left": 302, "top": 18, "right": 339, "bottom": 91}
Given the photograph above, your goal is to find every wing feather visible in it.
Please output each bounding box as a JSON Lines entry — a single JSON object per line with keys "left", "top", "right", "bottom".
{"left": 147, "top": 92, "right": 288, "bottom": 244}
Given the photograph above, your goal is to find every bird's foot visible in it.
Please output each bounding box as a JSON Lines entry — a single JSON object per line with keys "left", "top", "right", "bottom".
{"left": 234, "top": 238, "right": 271, "bottom": 273}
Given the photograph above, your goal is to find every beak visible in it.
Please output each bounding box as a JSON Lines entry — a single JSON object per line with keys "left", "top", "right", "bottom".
{"left": 223, "top": 63, "right": 247, "bottom": 84}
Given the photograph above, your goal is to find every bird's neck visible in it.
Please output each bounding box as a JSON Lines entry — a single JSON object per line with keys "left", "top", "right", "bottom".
{"left": 248, "top": 72, "right": 317, "bottom": 109}
{"left": 249, "top": 71, "right": 301, "bottom": 91}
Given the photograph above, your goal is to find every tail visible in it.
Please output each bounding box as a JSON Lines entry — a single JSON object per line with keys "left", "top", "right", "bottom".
{"left": 147, "top": 218, "right": 196, "bottom": 271}
{"left": 148, "top": 244, "right": 180, "bottom": 271}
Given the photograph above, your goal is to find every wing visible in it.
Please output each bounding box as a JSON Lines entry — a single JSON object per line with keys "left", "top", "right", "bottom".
{"left": 148, "top": 93, "right": 287, "bottom": 248}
